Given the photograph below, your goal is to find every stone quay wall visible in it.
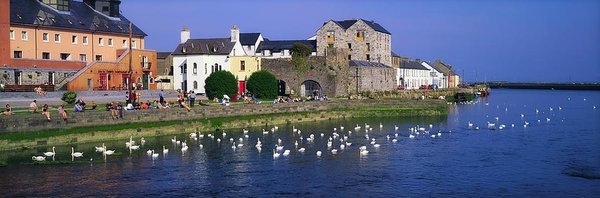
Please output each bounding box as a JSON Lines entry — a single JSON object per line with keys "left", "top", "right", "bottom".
{"left": 0, "top": 99, "right": 446, "bottom": 134}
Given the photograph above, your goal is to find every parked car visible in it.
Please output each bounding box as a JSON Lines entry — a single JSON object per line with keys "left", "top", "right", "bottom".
{"left": 419, "top": 85, "right": 430, "bottom": 90}
{"left": 397, "top": 85, "right": 406, "bottom": 90}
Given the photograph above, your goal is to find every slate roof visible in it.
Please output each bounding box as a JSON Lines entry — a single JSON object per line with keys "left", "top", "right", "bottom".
{"left": 400, "top": 60, "right": 429, "bottom": 70}
{"left": 157, "top": 52, "right": 172, "bottom": 59}
{"left": 432, "top": 61, "right": 454, "bottom": 76}
{"left": 256, "top": 40, "right": 316, "bottom": 53}
{"left": 328, "top": 19, "right": 391, "bottom": 34}
{"left": 239, "top": 33, "right": 261, "bottom": 46}
{"left": 10, "top": 0, "right": 146, "bottom": 36}
{"left": 171, "top": 38, "right": 235, "bottom": 55}
{"left": 349, "top": 60, "right": 392, "bottom": 68}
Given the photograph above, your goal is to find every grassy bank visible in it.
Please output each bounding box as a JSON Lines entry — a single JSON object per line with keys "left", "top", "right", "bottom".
{"left": 0, "top": 100, "right": 447, "bottom": 150}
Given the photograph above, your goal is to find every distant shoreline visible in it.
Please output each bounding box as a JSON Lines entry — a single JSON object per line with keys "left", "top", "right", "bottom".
{"left": 471, "top": 82, "right": 600, "bottom": 91}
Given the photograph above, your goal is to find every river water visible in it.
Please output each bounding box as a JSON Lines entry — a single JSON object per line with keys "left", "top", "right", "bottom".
{"left": 1, "top": 89, "right": 599, "bottom": 197}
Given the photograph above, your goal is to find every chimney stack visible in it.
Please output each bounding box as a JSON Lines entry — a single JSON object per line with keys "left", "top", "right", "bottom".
{"left": 181, "top": 26, "right": 190, "bottom": 44}
{"left": 231, "top": 24, "right": 239, "bottom": 43}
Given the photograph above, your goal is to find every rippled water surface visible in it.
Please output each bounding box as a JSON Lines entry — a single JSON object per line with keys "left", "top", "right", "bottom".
{"left": 1, "top": 89, "right": 599, "bottom": 197}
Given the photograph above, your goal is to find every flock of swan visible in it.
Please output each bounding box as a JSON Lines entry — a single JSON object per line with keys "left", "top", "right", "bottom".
{"left": 32, "top": 96, "right": 597, "bottom": 163}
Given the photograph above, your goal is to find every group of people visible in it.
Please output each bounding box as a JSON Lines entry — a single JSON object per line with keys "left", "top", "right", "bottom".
{"left": 2, "top": 100, "right": 67, "bottom": 122}
{"left": 34, "top": 86, "right": 47, "bottom": 96}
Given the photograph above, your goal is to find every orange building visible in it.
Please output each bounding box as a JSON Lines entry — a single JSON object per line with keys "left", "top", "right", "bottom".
{"left": 0, "top": 0, "right": 156, "bottom": 91}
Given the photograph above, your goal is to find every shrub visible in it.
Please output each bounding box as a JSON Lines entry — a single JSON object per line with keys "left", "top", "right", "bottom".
{"left": 62, "top": 91, "right": 77, "bottom": 104}
{"left": 246, "top": 70, "right": 278, "bottom": 99}
{"left": 204, "top": 71, "right": 237, "bottom": 100}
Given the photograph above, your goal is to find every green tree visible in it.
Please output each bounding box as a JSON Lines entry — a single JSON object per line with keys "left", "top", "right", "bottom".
{"left": 291, "top": 43, "right": 312, "bottom": 95}
{"left": 204, "top": 71, "right": 237, "bottom": 100}
{"left": 61, "top": 91, "right": 77, "bottom": 104}
{"left": 247, "top": 70, "right": 278, "bottom": 99}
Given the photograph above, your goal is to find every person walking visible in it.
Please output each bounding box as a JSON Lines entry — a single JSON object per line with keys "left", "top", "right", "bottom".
{"left": 189, "top": 90, "right": 196, "bottom": 107}
{"left": 159, "top": 89, "right": 165, "bottom": 104}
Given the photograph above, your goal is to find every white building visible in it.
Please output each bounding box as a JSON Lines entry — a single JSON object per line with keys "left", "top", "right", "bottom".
{"left": 171, "top": 25, "right": 245, "bottom": 93}
{"left": 397, "top": 60, "right": 431, "bottom": 89}
{"left": 239, "top": 33, "right": 264, "bottom": 56}
{"left": 256, "top": 40, "right": 317, "bottom": 59}
{"left": 420, "top": 61, "right": 444, "bottom": 89}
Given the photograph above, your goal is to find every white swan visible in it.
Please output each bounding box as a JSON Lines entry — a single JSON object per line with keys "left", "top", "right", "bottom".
{"left": 294, "top": 140, "right": 299, "bottom": 147}
{"left": 146, "top": 149, "right": 153, "bottom": 155}
{"left": 340, "top": 144, "right": 346, "bottom": 150}
{"left": 181, "top": 145, "right": 188, "bottom": 152}
{"left": 95, "top": 145, "right": 105, "bottom": 152}
{"left": 379, "top": 123, "right": 383, "bottom": 128}
{"left": 345, "top": 142, "right": 352, "bottom": 146}
{"left": 262, "top": 129, "right": 269, "bottom": 134}
{"left": 316, "top": 151, "right": 322, "bottom": 157}
{"left": 360, "top": 150, "right": 369, "bottom": 155}
{"left": 130, "top": 145, "right": 140, "bottom": 150}
{"left": 373, "top": 144, "right": 381, "bottom": 148}
{"left": 394, "top": 125, "right": 399, "bottom": 130}
{"left": 409, "top": 134, "right": 415, "bottom": 139}
{"left": 43, "top": 146, "right": 56, "bottom": 157}
{"left": 243, "top": 129, "right": 249, "bottom": 134}
{"left": 140, "top": 137, "right": 146, "bottom": 145}
{"left": 283, "top": 150, "right": 290, "bottom": 156}
{"left": 298, "top": 148, "right": 306, "bottom": 152}
{"left": 331, "top": 149, "right": 338, "bottom": 155}
{"left": 71, "top": 147, "right": 83, "bottom": 158}
{"left": 273, "top": 149, "right": 280, "bottom": 158}
{"left": 32, "top": 156, "right": 46, "bottom": 161}
{"left": 292, "top": 126, "right": 298, "bottom": 132}
{"left": 151, "top": 150, "right": 159, "bottom": 158}
{"left": 392, "top": 139, "right": 398, "bottom": 143}
{"left": 171, "top": 136, "right": 177, "bottom": 143}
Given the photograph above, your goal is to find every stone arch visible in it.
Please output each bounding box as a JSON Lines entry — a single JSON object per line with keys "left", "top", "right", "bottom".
{"left": 300, "top": 80, "right": 322, "bottom": 97}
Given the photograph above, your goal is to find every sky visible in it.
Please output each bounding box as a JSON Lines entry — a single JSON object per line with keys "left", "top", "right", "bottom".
{"left": 120, "top": 0, "right": 600, "bottom": 83}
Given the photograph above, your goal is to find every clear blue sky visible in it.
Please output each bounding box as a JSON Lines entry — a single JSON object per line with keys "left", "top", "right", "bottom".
{"left": 121, "top": 0, "right": 600, "bottom": 83}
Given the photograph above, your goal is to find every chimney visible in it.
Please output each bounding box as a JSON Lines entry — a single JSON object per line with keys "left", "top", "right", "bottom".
{"left": 231, "top": 24, "right": 239, "bottom": 43}
{"left": 416, "top": 58, "right": 421, "bottom": 63}
{"left": 0, "top": 0, "right": 10, "bottom": 66}
{"left": 109, "top": 0, "right": 121, "bottom": 17}
{"left": 181, "top": 26, "right": 190, "bottom": 44}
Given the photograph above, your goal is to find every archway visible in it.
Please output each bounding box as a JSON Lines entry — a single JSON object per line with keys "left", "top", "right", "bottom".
{"left": 300, "top": 80, "right": 322, "bottom": 97}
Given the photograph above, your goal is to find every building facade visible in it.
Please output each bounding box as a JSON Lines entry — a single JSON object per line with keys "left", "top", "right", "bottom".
{"left": 229, "top": 56, "right": 261, "bottom": 95}
{"left": 171, "top": 26, "right": 245, "bottom": 93}
{"left": 156, "top": 52, "right": 173, "bottom": 90}
{"left": 256, "top": 40, "right": 317, "bottom": 59}
{"left": 1, "top": 0, "right": 154, "bottom": 91}
{"left": 421, "top": 61, "right": 444, "bottom": 89}
{"left": 397, "top": 60, "right": 431, "bottom": 89}
{"left": 316, "top": 19, "right": 392, "bottom": 67}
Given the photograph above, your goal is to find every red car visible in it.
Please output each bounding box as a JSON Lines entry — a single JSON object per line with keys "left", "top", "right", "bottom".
{"left": 397, "top": 85, "right": 406, "bottom": 90}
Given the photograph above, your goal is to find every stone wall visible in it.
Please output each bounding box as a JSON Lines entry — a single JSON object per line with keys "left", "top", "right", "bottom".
{"left": 0, "top": 99, "right": 447, "bottom": 134}
{"left": 0, "top": 68, "right": 75, "bottom": 90}
{"left": 348, "top": 65, "right": 396, "bottom": 94}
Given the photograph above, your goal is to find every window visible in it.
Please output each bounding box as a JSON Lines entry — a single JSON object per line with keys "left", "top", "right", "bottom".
{"left": 205, "top": 63, "right": 207, "bottom": 74}
{"left": 328, "top": 43, "right": 334, "bottom": 48}
{"left": 42, "top": 33, "right": 49, "bottom": 42}
{"left": 79, "top": 54, "right": 87, "bottom": 62}
{"left": 108, "top": 38, "right": 113, "bottom": 46}
{"left": 240, "top": 60, "right": 245, "bottom": 71}
{"left": 54, "top": 34, "right": 61, "bottom": 43}
{"left": 42, "top": 52, "right": 50, "bottom": 59}
{"left": 71, "top": 35, "right": 77, "bottom": 44}
{"left": 356, "top": 31, "right": 364, "bottom": 42}
{"left": 9, "top": 30, "right": 14, "bottom": 40}
{"left": 21, "top": 31, "right": 27, "bottom": 40}
{"left": 132, "top": 40, "right": 137, "bottom": 48}
{"left": 193, "top": 63, "right": 197, "bottom": 74}
{"left": 366, "top": 54, "right": 370, "bottom": 61}
{"left": 98, "top": 38, "right": 104, "bottom": 46}
{"left": 193, "top": 81, "right": 198, "bottom": 89}
{"left": 183, "top": 63, "right": 187, "bottom": 74}
{"left": 366, "top": 43, "right": 370, "bottom": 51}
{"left": 60, "top": 53, "right": 71, "bottom": 60}
{"left": 102, "top": 6, "right": 109, "bottom": 12}
{"left": 326, "top": 31, "right": 335, "bottom": 42}
{"left": 348, "top": 55, "right": 351, "bottom": 60}
{"left": 95, "top": 55, "right": 102, "bottom": 61}
{"left": 347, "top": 43, "right": 352, "bottom": 50}
{"left": 122, "top": 39, "right": 127, "bottom": 47}
{"left": 13, "top": 51, "right": 22, "bottom": 58}
{"left": 82, "top": 36, "right": 88, "bottom": 45}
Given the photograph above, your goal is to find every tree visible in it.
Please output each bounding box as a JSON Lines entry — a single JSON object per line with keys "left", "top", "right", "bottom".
{"left": 61, "top": 91, "right": 77, "bottom": 104}
{"left": 204, "top": 71, "right": 237, "bottom": 100}
{"left": 291, "top": 43, "right": 312, "bottom": 95}
{"left": 247, "top": 70, "right": 278, "bottom": 99}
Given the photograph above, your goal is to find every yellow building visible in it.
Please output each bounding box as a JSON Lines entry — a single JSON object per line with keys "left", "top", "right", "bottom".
{"left": 229, "top": 56, "right": 261, "bottom": 94}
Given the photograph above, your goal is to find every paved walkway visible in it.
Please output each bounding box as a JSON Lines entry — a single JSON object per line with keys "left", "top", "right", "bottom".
{"left": 0, "top": 90, "right": 207, "bottom": 107}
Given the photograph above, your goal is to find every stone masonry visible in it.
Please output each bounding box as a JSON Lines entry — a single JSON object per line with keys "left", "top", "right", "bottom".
{"left": 316, "top": 19, "right": 392, "bottom": 67}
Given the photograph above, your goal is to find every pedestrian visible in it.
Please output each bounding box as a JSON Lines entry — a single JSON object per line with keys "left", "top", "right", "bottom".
{"left": 125, "top": 91, "right": 131, "bottom": 104}
{"left": 189, "top": 90, "right": 196, "bottom": 107}
{"left": 110, "top": 102, "right": 118, "bottom": 119}
{"left": 136, "top": 91, "right": 142, "bottom": 104}
{"left": 41, "top": 104, "right": 51, "bottom": 121}
{"left": 30, "top": 100, "right": 38, "bottom": 113}
{"left": 117, "top": 102, "right": 124, "bottom": 118}
{"left": 159, "top": 89, "right": 165, "bottom": 104}
{"left": 2, "top": 104, "right": 13, "bottom": 116}
{"left": 58, "top": 104, "right": 68, "bottom": 122}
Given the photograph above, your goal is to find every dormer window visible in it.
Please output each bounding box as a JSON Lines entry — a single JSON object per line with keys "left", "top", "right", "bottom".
{"left": 182, "top": 47, "right": 187, "bottom": 53}
{"left": 326, "top": 31, "right": 335, "bottom": 42}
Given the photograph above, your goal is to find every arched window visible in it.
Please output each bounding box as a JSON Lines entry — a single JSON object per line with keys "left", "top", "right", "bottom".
{"left": 193, "top": 81, "right": 198, "bottom": 89}
{"left": 218, "top": 65, "right": 222, "bottom": 71}
{"left": 193, "top": 63, "right": 197, "bottom": 74}
{"left": 205, "top": 63, "right": 207, "bottom": 74}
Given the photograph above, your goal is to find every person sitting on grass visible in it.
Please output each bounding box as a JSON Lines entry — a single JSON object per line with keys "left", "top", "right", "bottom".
{"left": 126, "top": 102, "right": 134, "bottom": 110}
{"left": 140, "top": 102, "right": 148, "bottom": 110}
{"left": 30, "top": 100, "right": 38, "bottom": 113}
{"left": 178, "top": 94, "right": 191, "bottom": 111}
{"left": 41, "top": 104, "right": 51, "bottom": 121}
{"left": 58, "top": 104, "right": 68, "bottom": 122}
{"left": 73, "top": 103, "right": 84, "bottom": 112}
{"left": 2, "top": 104, "right": 13, "bottom": 116}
